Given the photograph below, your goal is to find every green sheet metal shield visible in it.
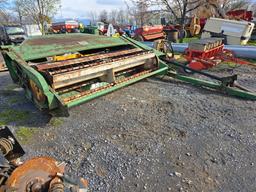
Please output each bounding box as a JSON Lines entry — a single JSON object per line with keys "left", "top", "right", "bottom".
{"left": 12, "top": 33, "right": 130, "bottom": 61}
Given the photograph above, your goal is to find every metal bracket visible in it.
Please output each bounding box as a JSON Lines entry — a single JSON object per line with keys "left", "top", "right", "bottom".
{"left": 0, "top": 126, "right": 25, "bottom": 161}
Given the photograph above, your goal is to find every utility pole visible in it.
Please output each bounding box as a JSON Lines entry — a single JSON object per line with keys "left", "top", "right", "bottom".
{"left": 60, "top": 5, "right": 63, "bottom": 18}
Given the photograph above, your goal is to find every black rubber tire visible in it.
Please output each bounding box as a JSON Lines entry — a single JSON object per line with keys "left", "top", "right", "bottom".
{"left": 186, "top": 30, "right": 191, "bottom": 38}
{"left": 183, "top": 63, "right": 194, "bottom": 74}
{"left": 134, "top": 35, "right": 144, "bottom": 42}
{"left": 178, "top": 29, "right": 187, "bottom": 39}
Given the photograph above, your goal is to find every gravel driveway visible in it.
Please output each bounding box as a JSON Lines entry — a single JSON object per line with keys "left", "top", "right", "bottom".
{"left": 0, "top": 69, "right": 255, "bottom": 192}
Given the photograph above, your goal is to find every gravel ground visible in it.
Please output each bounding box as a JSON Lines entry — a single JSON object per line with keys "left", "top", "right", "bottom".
{"left": 0, "top": 68, "right": 256, "bottom": 192}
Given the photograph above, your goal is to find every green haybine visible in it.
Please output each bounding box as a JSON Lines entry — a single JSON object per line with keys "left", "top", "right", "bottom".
{"left": 2, "top": 34, "right": 168, "bottom": 111}
{"left": 2, "top": 34, "right": 256, "bottom": 113}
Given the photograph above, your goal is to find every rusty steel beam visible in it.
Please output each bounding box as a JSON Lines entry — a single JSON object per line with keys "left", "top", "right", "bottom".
{"left": 34, "top": 48, "right": 143, "bottom": 71}
{"left": 62, "top": 69, "right": 153, "bottom": 103}
{"left": 51, "top": 53, "right": 156, "bottom": 89}
{"left": 47, "top": 51, "right": 151, "bottom": 76}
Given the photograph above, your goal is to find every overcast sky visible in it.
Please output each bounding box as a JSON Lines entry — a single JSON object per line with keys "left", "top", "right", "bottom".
{"left": 59, "top": 0, "right": 126, "bottom": 18}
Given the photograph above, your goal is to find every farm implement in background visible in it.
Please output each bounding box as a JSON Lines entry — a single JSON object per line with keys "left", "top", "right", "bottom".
{"left": 185, "top": 38, "right": 254, "bottom": 70}
{"left": 154, "top": 39, "right": 256, "bottom": 100}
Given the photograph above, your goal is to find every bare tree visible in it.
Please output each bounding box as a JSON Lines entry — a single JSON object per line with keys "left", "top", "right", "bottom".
{"left": 124, "top": 9, "right": 134, "bottom": 25}
{"left": 126, "top": 0, "right": 252, "bottom": 26}
{"left": 99, "top": 10, "right": 108, "bottom": 23}
{"left": 0, "top": 0, "right": 11, "bottom": 24}
{"left": 220, "top": 0, "right": 251, "bottom": 11}
{"left": 0, "top": 11, "right": 12, "bottom": 24}
{"left": 13, "top": 0, "right": 60, "bottom": 34}
{"left": 126, "top": 0, "right": 154, "bottom": 26}
{"left": 109, "top": 9, "right": 118, "bottom": 24}
{"left": 88, "top": 11, "right": 98, "bottom": 25}
{"left": 135, "top": 0, "right": 150, "bottom": 26}
{"left": 14, "top": 0, "right": 23, "bottom": 25}
{"left": 194, "top": 0, "right": 251, "bottom": 19}
{"left": 116, "top": 10, "right": 125, "bottom": 25}
{"left": 158, "top": 0, "right": 205, "bottom": 26}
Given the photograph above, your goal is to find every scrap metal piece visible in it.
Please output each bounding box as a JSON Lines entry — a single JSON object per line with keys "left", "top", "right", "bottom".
{"left": 2, "top": 156, "right": 89, "bottom": 192}
{"left": 5, "top": 157, "right": 63, "bottom": 191}
{"left": 0, "top": 127, "right": 89, "bottom": 192}
{"left": 0, "top": 126, "right": 25, "bottom": 161}
{"left": 49, "top": 177, "right": 65, "bottom": 192}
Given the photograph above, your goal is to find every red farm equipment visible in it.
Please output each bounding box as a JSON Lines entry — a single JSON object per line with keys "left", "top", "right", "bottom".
{"left": 226, "top": 9, "right": 253, "bottom": 22}
{"left": 185, "top": 38, "right": 253, "bottom": 71}
{"left": 51, "top": 20, "right": 79, "bottom": 33}
{"left": 133, "top": 16, "right": 202, "bottom": 42}
{"left": 133, "top": 25, "right": 165, "bottom": 41}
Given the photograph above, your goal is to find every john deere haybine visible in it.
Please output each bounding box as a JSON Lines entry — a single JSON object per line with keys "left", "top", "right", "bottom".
{"left": 2, "top": 34, "right": 256, "bottom": 113}
{"left": 2, "top": 34, "right": 167, "bottom": 111}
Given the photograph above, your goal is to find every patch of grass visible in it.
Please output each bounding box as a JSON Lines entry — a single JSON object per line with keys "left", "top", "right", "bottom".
{"left": 16, "top": 127, "right": 38, "bottom": 144}
{"left": 0, "top": 109, "right": 30, "bottom": 125}
{"left": 0, "top": 90, "right": 14, "bottom": 97}
{"left": 8, "top": 97, "right": 20, "bottom": 104}
{"left": 245, "top": 58, "right": 256, "bottom": 64}
{"left": 7, "top": 96, "right": 27, "bottom": 105}
{"left": 208, "top": 63, "right": 240, "bottom": 71}
{"left": 4, "top": 84, "right": 19, "bottom": 91}
{"left": 49, "top": 118, "right": 63, "bottom": 127}
{"left": 247, "top": 40, "right": 256, "bottom": 46}
{"left": 180, "top": 37, "right": 199, "bottom": 43}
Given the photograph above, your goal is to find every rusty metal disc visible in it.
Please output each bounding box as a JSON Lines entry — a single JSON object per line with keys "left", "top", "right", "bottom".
{"left": 5, "top": 157, "right": 63, "bottom": 192}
